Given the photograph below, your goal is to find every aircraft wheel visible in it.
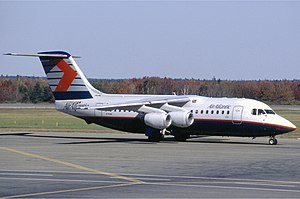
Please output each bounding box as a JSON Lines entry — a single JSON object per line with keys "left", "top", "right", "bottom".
{"left": 146, "top": 128, "right": 163, "bottom": 142}
{"left": 174, "top": 133, "right": 189, "bottom": 142}
{"left": 148, "top": 133, "right": 163, "bottom": 142}
{"left": 269, "top": 137, "right": 278, "bottom": 145}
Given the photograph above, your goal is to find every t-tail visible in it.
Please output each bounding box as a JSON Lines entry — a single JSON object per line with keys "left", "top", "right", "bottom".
{"left": 5, "top": 51, "right": 102, "bottom": 101}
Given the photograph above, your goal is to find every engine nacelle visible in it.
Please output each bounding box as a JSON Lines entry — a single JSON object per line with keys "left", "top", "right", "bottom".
{"left": 169, "top": 111, "right": 194, "bottom": 128}
{"left": 144, "top": 113, "right": 172, "bottom": 130}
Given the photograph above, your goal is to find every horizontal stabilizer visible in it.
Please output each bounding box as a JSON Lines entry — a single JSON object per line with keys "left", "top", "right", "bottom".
{"left": 4, "top": 53, "right": 80, "bottom": 58}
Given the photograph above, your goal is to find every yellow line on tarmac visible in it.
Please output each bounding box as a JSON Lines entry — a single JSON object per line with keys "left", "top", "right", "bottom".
{"left": 1, "top": 182, "right": 137, "bottom": 199}
{"left": 0, "top": 147, "right": 143, "bottom": 184}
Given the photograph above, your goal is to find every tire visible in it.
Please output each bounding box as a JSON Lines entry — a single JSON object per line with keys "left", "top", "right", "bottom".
{"left": 269, "top": 138, "right": 278, "bottom": 145}
{"left": 146, "top": 128, "right": 162, "bottom": 142}
{"left": 148, "top": 134, "right": 162, "bottom": 142}
{"left": 174, "top": 134, "right": 189, "bottom": 142}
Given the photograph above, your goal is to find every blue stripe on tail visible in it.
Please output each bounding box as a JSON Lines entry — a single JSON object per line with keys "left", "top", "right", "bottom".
{"left": 53, "top": 91, "right": 93, "bottom": 100}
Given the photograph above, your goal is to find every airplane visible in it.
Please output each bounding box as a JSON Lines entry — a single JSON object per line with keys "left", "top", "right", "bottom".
{"left": 5, "top": 51, "right": 297, "bottom": 145}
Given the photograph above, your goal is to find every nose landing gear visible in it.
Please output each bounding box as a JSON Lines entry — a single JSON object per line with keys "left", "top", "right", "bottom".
{"left": 269, "top": 137, "right": 278, "bottom": 145}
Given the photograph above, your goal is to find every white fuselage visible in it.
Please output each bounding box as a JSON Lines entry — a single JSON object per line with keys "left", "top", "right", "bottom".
{"left": 56, "top": 94, "right": 296, "bottom": 138}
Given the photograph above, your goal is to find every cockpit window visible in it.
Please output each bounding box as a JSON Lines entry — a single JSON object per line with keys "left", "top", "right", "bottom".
{"left": 265, "top": 109, "right": 276, "bottom": 115}
{"left": 252, "top": 108, "right": 275, "bottom": 116}
{"left": 258, "top": 109, "right": 265, "bottom": 115}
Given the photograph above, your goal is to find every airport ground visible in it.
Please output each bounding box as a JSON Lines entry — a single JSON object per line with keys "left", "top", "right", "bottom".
{"left": 1, "top": 131, "right": 300, "bottom": 198}
{"left": 0, "top": 104, "right": 300, "bottom": 198}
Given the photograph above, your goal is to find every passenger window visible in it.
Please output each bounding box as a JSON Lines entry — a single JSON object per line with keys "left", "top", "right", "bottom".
{"left": 206, "top": 110, "right": 209, "bottom": 114}
{"left": 227, "top": 111, "right": 230, "bottom": 115}
{"left": 251, "top": 109, "right": 257, "bottom": 115}
{"left": 211, "top": 110, "right": 214, "bottom": 114}
{"left": 195, "top": 110, "right": 198, "bottom": 114}
{"left": 216, "top": 110, "right": 219, "bottom": 114}
{"left": 191, "top": 110, "right": 193, "bottom": 113}
{"left": 258, "top": 109, "right": 265, "bottom": 115}
{"left": 222, "top": 110, "right": 224, "bottom": 114}
{"left": 201, "top": 110, "right": 203, "bottom": 114}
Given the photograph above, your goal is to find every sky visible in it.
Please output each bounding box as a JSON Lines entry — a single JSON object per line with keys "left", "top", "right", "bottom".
{"left": 1, "top": 1, "right": 300, "bottom": 80}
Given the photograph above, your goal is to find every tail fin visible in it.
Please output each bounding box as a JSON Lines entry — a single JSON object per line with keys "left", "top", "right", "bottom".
{"left": 6, "top": 51, "right": 102, "bottom": 100}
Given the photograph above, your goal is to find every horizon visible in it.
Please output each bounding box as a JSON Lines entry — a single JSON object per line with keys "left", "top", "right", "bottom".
{"left": 1, "top": 74, "right": 299, "bottom": 82}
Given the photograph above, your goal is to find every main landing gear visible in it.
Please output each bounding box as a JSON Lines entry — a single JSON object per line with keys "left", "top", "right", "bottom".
{"left": 174, "top": 133, "right": 189, "bottom": 142}
{"left": 146, "top": 128, "right": 164, "bottom": 142}
{"left": 269, "top": 136, "right": 278, "bottom": 145}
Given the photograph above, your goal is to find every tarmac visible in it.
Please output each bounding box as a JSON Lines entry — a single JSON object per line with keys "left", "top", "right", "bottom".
{"left": 1, "top": 131, "right": 300, "bottom": 198}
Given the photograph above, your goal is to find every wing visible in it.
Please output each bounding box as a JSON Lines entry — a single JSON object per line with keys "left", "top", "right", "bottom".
{"left": 88, "top": 95, "right": 193, "bottom": 113}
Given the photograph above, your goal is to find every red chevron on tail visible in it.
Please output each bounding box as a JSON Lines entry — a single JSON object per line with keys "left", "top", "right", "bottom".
{"left": 55, "top": 59, "right": 77, "bottom": 92}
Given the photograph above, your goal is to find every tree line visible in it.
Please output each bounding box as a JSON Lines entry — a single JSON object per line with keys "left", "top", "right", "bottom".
{"left": 0, "top": 76, "right": 299, "bottom": 104}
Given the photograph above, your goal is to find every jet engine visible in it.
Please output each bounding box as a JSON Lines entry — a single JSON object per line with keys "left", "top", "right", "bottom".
{"left": 169, "top": 111, "right": 194, "bottom": 128}
{"left": 144, "top": 113, "right": 172, "bottom": 129}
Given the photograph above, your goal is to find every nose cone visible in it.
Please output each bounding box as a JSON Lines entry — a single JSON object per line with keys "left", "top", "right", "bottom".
{"left": 288, "top": 122, "right": 297, "bottom": 131}
{"left": 280, "top": 117, "right": 297, "bottom": 133}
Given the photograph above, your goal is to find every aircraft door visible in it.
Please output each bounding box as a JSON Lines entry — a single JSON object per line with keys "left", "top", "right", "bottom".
{"left": 232, "top": 106, "right": 243, "bottom": 124}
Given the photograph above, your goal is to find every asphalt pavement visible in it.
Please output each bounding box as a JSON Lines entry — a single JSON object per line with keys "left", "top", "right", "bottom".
{"left": 1, "top": 131, "right": 300, "bottom": 198}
